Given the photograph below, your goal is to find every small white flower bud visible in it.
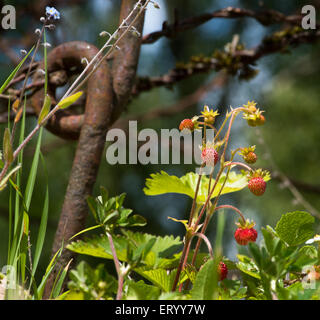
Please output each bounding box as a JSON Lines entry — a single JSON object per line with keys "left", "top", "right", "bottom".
{"left": 40, "top": 17, "right": 46, "bottom": 22}
{"left": 46, "top": 24, "right": 56, "bottom": 30}
{"left": 99, "top": 31, "right": 111, "bottom": 38}
{"left": 35, "top": 28, "right": 41, "bottom": 35}
{"left": 37, "top": 69, "right": 46, "bottom": 75}
{"left": 81, "top": 57, "right": 89, "bottom": 65}
{"left": 41, "top": 42, "right": 52, "bottom": 48}
{"left": 20, "top": 49, "right": 27, "bottom": 55}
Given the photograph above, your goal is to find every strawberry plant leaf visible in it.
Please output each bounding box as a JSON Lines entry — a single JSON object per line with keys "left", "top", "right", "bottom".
{"left": 143, "top": 170, "right": 250, "bottom": 204}
{"left": 67, "top": 231, "right": 182, "bottom": 269}
{"left": 129, "top": 269, "right": 176, "bottom": 293}
{"left": 126, "top": 280, "right": 161, "bottom": 300}
{"left": 275, "top": 211, "right": 315, "bottom": 246}
{"left": 191, "top": 259, "right": 217, "bottom": 300}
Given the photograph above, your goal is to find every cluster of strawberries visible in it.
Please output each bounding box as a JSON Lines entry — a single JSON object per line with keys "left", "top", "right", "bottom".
{"left": 178, "top": 101, "right": 270, "bottom": 281}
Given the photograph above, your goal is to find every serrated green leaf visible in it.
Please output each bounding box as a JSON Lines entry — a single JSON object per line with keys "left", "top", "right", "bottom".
{"left": 293, "top": 245, "right": 318, "bottom": 268}
{"left": 143, "top": 170, "right": 249, "bottom": 204}
{"left": 236, "top": 255, "right": 261, "bottom": 280}
{"left": 38, "top": 94, "right": 51, "bottom": 124}
{"left": 135, "top": 268, "right": 177, "bottom": 292}
{"left": 191, "top": 259, "right": 217, "bottom": 300}
{"left": 58, "top": 91, "right": 83, "bottom": 109}
{"left": 275, "top": 211, "right": 315, "bottom": 246}
{"left": 67, "top": 231, "right": 182, "bottom": 269}
{"left": 126, "top": 280, "right": 161, "bottom": 299}
{"left": 121, "top": 230, "right": 181, "bottom": 268}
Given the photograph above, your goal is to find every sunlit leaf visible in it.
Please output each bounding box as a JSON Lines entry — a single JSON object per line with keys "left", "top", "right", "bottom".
{"left": 58, "top": 91, "right": 83, "bottom": 109}
{"left": 143, "top": 170, "right": 250, "bottom": 203}
{"left": 38, "top": 94, "right": 51, "bottom": 124}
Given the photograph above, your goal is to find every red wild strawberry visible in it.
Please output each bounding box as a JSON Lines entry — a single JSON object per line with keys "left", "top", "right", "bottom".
{"left": 201, "top": 148, "right": 219, "bottom": 166}
{"left": 218, "top": 262, "right": 228, "bottom": 281}
{"left": 179, "top": 119, "right": 194, "bottom": 131}
{"left": 234, "top": 227, "right": 258, "bottom": 245}
{"left": 248, "top": 176, "right": 266, "bottom": 196}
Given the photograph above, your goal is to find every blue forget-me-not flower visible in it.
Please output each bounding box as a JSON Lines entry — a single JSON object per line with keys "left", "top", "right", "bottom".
{"left": 46, "top": 7, "right": 60, "bottom": 20}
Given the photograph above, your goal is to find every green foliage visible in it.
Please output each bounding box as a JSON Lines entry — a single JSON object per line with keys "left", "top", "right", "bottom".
{"left": 67, "top": 230, "right": 182, "bottom": 269}
{"left": 66, "top": 261, "right": 117, "bottom": 300}
{"left": 236, "top": 216, "right": 319, "bottom": 300}
{"left": 275, "top": 211, "right": 315, "bottom": 246}
{"left": 143, "top": 170, "right": 249, "bottom": 204}
{"left": 125, "top": 280, "right": 161, "bottom": 300}
{"left": 191, "top": 259, "right": 217, "bottom": 300}
{"left": 66, "top": 184, "right": 320, "bottom": 300}
{"left": 86, "top": 187, "right": 147, "bottom": 232}
{"left": 37, "top": 94, "right": 51, "bottom": 124}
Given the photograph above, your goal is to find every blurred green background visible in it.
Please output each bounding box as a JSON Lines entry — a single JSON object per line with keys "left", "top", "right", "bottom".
{"left": 0, "top": 0, "right": 319, "bottom": 281}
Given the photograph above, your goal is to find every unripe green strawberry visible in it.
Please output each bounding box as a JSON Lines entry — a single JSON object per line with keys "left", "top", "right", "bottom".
{"left": 201, "top": 147, "right": 219, "bottom": 166}
{"left": 218, "top": 262, "right": 228, "bottom": 281}
{"left": 234, "top": 227, "right": 258, "bottom": 245}
{"left": 248, "top": 176, "right": 266, "bottom": 196}
{"left": 179, "top": 119, "right": 194, "bottom": 131}
{"left": 239, "top": 146, "right": 257, "bottom": 164}
{"left": 247, "top": 118, "right": 257, "bottom": 127}
{"left": 204, "top": 115, "right": 216, "bottom": 125}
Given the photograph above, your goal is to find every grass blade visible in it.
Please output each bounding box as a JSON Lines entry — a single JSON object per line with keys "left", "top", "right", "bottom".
{"left": 24, "top": 127, "right": 43, "bottom": 210}
{"left": 37, "top": 246, "right": 63, "bottom": 299}
{"left": 51, "top": 259, "right": 73, "bottom": 299}
{"left": 32, "top": 152, "right": 49, "bottom": 278}
{"left": 0, "top": 46, "right": 34, "bottom": 95}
